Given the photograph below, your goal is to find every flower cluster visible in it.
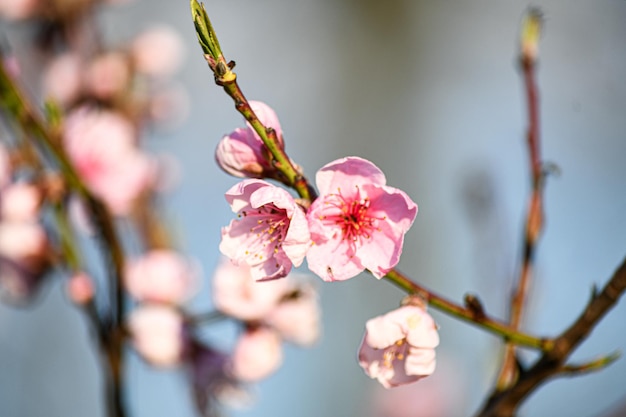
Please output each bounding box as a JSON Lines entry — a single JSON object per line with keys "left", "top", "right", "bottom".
{"left": 125, "top": 250, "right": 198, "bottom": 367}
{"left": 212, "top": 258, "right": 321, "bottom": 382}
{"left": 218, "top": 102, "right": 418, "bottom": 284}
{"left": 215, "top": 101, "right": 437, "bottom": 389}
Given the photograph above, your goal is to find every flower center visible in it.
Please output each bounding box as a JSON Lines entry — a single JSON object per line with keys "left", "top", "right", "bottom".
{"left": 382, "top": 338, "right": 409, "bottom": 369}
{"left": 320, "top": 186, "right": 385, "bottom": 245}
{"left": 239, "top": 205, "right": 288, "bottom": 263}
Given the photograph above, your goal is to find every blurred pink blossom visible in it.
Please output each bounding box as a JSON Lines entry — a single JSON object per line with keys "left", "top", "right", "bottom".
{"left": 42, "top": 53, "right": 83, "bottom": 105}
{"left": 125, "top": 250, "right": 198, "bottom": 304}
{"left": 0, "top": 222, "right": 47, "bottom": 262}
{"left": 358, "top": 304, "right": 439, "bottom": 388}
{"left": 66, "top": 271, "right": 94, "bottom": 304}
{"left": 306, "top": 157, "right": 417, "bottom": 281}
{"left": 0, "top": 143, "right": 11, "bottom": 187}
{"left": 266, "top": 283, "right": 320, "bottom": 346}
{"left": 128, "top": 304, "right": 184, "bottom": 367}
{"left": 131, "top": 25, "right": 185, "bottom": 78}
{"left": 212, "top": 259, "right": 289, "bottom": 321}
{"left": 231, "top": 327, "right": 283, "bottom": 382}
{"left": 219, "top": 179, "right": 310, "bottom": 281}
{"left": 0, "top": 0, "right": 40, "bottom": 20}
{"left": 63, "top": 107, "right": 155, "bottom": 215}
{"left": 1, "top": 182, "right": 41, "bottom": 222}
{"left": 85, "top": 52, "right": 130, "bottom": 99}
{"left": 215, "top": 101, "right": 284, "bottom": 178}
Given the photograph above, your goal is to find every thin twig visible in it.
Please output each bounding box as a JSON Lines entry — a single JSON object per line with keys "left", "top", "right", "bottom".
{"left": 384, "top": 269, "right": 552, "bottom": 350}
{"left": 496, "top": 8, "right": 545, "bottom": 390}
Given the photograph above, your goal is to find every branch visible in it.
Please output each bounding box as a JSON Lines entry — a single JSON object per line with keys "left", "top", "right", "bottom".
{"left": 384, "top": 269, "right": 552, "bottom": 350}
{"left": 189, "top": 0, "right": 314, "bottom": 201}
{"left": 497, "top": 7, "right": 545, "bottom": 389}
{"left": 0, "top": 59, "right": 127, "bottom": 417}
{"left": 475, "top": 256, "right": 626, "bottom": 417}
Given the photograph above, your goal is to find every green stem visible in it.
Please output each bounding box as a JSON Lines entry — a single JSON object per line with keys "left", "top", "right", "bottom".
{"left": 384, "top": 269, "right": 553, "bottom": 350}
{"left": 190, "top": 0, "right": 312, "bottom": 200}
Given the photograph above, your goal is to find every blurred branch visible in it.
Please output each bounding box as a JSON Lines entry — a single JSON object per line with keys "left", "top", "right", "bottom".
{"left": 0, "top": 60, "right": 127, "bottom": 417}
{"left": 475, "top": 256, "right": 626, "bottom": 417}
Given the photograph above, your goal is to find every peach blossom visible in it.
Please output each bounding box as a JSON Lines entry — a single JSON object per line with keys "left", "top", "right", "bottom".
{"left": 211, "top": 259, "right": 289, "bottom": 321}
{"left": 127, "top": 304, "right": 184, "bottom": 367}
{"left": 124, "top": 250, "right": 198, "bottom": 304}
{"left": 231, "top": 327, "right": 282, "bottom": 382}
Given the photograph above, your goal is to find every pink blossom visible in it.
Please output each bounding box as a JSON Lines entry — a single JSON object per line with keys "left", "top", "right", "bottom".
{"left": 219, "top": 179, "right": 310, "bottom": 281}
{"left": 124, "top": 250, "right": 198, "bottom": 304}
{"left": 0, "top": 222, "right": 47, "bottom": 262}
{"left": 266, "top": 283, "right": 321, "bottom": 346}
{"left": 66, "top": 271, "right": 95, "bottom": 304}
{"left": 85, "top": 52, "right": 130, "bottom": 99}
{"left": 230, "top": 327, "right": 283, "bottom": 382}
{"left": 358, "top": 305, "right": 439, "bottom": 388}
{"left": 63, "top": 107, "right": 155, "bottom": 215}
{"left": 127, "top": 304, "right": 184, "bottom": 367}
{"left": 306, "top": 157, "right": 417, "bottom": 281}
{"left": 42, "top": 53, "right": 83, "bottom": 105}
{"left": 131, "top": 25, "right": 185, "bottom": 78}
{"left": 211, "top": 258, "right": 289, "bottom": 321}
{"left": 0, "top": 0, "right": 39, "bottom": 20}
{"left": 0, "top": 143, "right": 11, "bottom": 188}
{"left": 215, "top": 101, "right": 284, "bottom": 178}
{"left": 1, "top": 182, "right": 41, "bottom": 222}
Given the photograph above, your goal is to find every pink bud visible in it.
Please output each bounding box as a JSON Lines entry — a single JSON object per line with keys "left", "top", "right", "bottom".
{"left": 66, "top": 271, "right": 94, "bottom": 304}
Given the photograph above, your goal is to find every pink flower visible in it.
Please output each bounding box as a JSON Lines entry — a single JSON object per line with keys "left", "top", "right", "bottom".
{"left": 131, "top": 25, "right": 185, "bottom": 78}
{"left": 358, "top": 305, "right": 439, "bottom": 388}
{"left": 42, "top": 53, "right": 83, "bottom": 106}
{"left": 219, "top": 179, "right": 310, "bottom": 281}
{"left": 85, "top": 52, "right": 130, "bottom": 99}
{"left": 63, "top": 107, "right": 155, "bottom": 215}
{"left": 306, "top": 157, "right": 417, "bottom": 281}
{"left": 124, "top": 250, "right": 198, "bottom": 305}
{"left": 211, "top": 258, "right": 289, "bottom": 321}
{"left": 215, "top": 101, "right": 284, "bottom": 178}
{"left": 0, "top": 143, "right": 11, "bottom": 188}
{"left": 127, "top": 304, "right": 184, "bottom": 367}
{"left": 230, "top": 327, "right": 283, "bottom": 382}
{"left": 0, "top": 222, "right": 47, "bottom": 262}
{"left": 265, "top": 283, "right": 321, "bottom": 346}
{"left": 1, "top": 182, "right": 41, "bottom": 222}
{"left": 0, "top": 0, "right": 39, "bottom": 20}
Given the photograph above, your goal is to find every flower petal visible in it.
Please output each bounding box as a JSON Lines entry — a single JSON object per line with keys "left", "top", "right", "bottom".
{"left": 315, "top": 156, "right": 387, "bottom": 196}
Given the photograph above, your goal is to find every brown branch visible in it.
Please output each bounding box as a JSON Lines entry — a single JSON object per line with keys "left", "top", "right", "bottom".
{"left": 496, "top": 8, "right": 545, "bottom": 389}
{"left": 475, "top": 256, "right": 626, "bottom": 417}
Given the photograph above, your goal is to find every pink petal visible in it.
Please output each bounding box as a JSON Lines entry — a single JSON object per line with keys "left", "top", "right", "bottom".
{"left": 305, "top": 234, "right": 364, "bottom": 281}
{"left": 404, "top": 348, "right": 436, "bottom": 377}
{"left": 365, "top": 314, "right": 406, "bottom": 349}
{"left": 315, "top": 157, "right": 387, "bottom": 196}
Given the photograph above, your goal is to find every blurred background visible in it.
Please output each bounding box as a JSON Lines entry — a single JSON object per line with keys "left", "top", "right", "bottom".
{"left": 1, "top": 0, "right": 626, "bottom": 416}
